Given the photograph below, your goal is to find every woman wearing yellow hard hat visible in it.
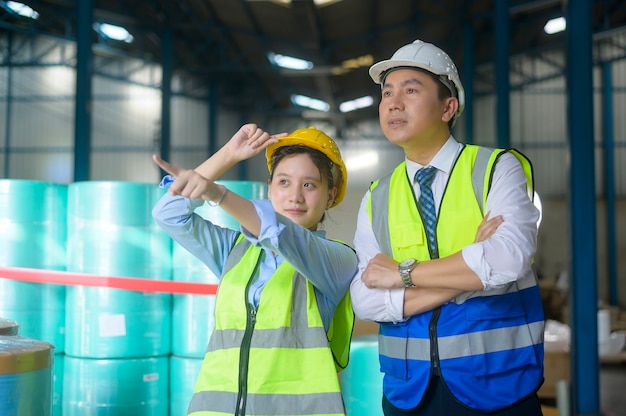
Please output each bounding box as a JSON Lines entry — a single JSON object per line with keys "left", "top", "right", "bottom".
{"left": 152, "top": 123, "right": 356, "bottom": 416}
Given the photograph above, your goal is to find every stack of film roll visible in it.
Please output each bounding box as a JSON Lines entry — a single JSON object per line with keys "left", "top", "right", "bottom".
{"left": 340, "top": 335, "right": 385, "bottom": 416}
{"left": 63, "top": 181, "right": 171, "bottom": 415}
{"left": 169, "top": 180, "right": 266, "bottom": 415}
{"left": 0, "top": 335, "right": 55, "bottom": 416}
{"left": 0, "top": 180, "right": 67, "bottom": 348}
{"left": 0, "top": 180, "right": 67, "bottom": 416}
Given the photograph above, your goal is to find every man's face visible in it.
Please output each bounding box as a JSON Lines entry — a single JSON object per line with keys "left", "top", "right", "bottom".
{"left": 378, "top": 68, "right": 451, "bottom": 148}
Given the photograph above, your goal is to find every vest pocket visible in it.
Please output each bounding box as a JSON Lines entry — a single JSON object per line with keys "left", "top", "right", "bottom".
{"left": 392, "top": 223, "right": 425, "bottom": 251}
{"left": 465, "top": 294, "right": 538, "bottom": 377}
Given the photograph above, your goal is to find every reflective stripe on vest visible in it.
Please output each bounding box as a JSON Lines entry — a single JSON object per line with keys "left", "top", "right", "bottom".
{"left": 368, "top": 144, "right": 545, "bottom": 412}
{"left": 188, "top": 237, "right": 346, "bottom": 416}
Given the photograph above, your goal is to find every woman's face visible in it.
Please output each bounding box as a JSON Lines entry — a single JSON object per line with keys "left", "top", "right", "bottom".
{"left": 268, "top": 153, "right": 336, "bottom": 230}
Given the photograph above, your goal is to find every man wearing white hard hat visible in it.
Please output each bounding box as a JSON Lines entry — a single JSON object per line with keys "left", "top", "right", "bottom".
{"left": 350, "top": 39, "right": 545, "bottom": 415}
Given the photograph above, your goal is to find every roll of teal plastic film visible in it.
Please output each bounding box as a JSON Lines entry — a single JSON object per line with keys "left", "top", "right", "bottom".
{"left": 65, "top": 182, "right": 171, "bottom": 358}
{"left": 0, "top": 180, "right": 67, "bottom": 352}
{"left": 67, "top": 181, "right": 167, "bottom": 226}
{"left": 169, "top": 181, "right": 265, "bottom": 356}
{"left": 195, "top": 181, "right": 266, "bottom": 230}
{"left": 171, "top": 294, "right": 216, "bottom": 357}
{"left": 63, "top": 355, "right": 168, "bottom": 415}
{"left": 340, "top": 335, "right": 384, "bottom": 416}
{"left": 53, "top": 354, "right": 63, "bottom": 416}
{"left": 65, "top": 287, "right": 171, "bottom": 358}
{"left": 0, "top": 336, "right": 54, "bottom": 416}
{"left": 170, "top": 355, "right": 202, "bottom": 416}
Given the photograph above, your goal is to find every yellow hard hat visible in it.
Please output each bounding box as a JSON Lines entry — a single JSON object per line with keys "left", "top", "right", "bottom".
{"left": 266, "top": 126, "right": 347, "bottom": 207}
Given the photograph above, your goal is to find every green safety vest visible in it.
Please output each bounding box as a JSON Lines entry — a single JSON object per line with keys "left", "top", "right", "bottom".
{"left": 188, "top": 236, "right": 353, "bottom": 416}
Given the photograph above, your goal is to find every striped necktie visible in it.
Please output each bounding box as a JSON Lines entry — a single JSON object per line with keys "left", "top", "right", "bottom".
{"left": 415, "top": 166, "right": 438, "bottom": 258}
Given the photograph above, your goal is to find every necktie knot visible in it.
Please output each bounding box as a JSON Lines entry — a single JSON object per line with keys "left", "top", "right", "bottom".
{"left": 415, "top": 166, "right": 437, "bottom": 187}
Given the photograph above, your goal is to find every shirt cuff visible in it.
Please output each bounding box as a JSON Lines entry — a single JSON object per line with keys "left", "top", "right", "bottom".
{"left": 159, "top": 175, "right": 175, "bottom": 188}
{"left": 240, "top": 200, "right": 285, "bottom": 246}
{"left": 463, "top": 243, "right": 521, "bottom": 290}
{"left": 462, "top": 243, "right": 490, "bottom": 289}
{"left": 388, "top": 288, "right": 406, "bottom": 322}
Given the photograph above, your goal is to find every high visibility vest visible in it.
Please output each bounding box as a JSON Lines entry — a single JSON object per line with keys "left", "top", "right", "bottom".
{"left": 187, "top": 236, "right": 352, "bottom": 416}
{"left": 368, "top": 145, "right": 545, "bottom": 412}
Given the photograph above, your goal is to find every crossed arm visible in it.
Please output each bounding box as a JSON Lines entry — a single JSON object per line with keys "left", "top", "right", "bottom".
{"left": 356, "top": 214, "right": 503, "bottom": 318}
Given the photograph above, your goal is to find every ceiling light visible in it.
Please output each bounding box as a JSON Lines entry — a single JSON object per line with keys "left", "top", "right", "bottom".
{"left": 544, "top": 17, "right": 566, "bottom": 35}
{"left": 257, "top": 0, "right": 342, "bottom": 7}
{"left": 93, "top": 22, "right": 134, "bottom": 43}
{"left": 313, "top": 0, "right": 342, "bottom": 6}
{"left": 3, "top": 1, "right": 39, "bottom": 19}
{"left": 339, "top": 96, "right": 374, "bottom": 113}
{"left": 341, "top": 54, "right": 373, "bottom": 70}
{"left": 268, "top": 52, "right": 313, "bottom": 70}
{"left": 291, "top": 94, "right": 330, "bottom": 112}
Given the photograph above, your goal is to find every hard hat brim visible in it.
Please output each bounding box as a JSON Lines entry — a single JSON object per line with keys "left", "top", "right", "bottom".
{"left": 369, "top": 59, "right": 447, "bottom": 85}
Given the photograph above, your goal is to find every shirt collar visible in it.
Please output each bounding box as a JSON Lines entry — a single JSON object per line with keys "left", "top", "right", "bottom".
{"left": 405, "top": 136, "right": 462, "bottom": 181}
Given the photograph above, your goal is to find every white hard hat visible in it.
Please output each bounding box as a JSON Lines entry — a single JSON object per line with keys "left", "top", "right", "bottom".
{"left": 369, "top": 39, "right": 465, "bottom": 126}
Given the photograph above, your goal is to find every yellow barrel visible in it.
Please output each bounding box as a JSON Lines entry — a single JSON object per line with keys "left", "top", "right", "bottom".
{"left": 0, "top": 335, "right": 54, "bottom": 416}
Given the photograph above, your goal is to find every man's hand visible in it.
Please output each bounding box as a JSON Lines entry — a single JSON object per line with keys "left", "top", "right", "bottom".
{"left": 361, "top": 212, "right": 503, "bottom": 290}
{"left": 474, "top": 211, "right": 503, "bottom": 243}
{"left": 361, "top": 253, "right": 404, "bottom": 289}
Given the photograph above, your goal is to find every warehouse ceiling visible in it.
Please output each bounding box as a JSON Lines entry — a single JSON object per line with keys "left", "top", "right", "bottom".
{"left": 2, "top": 0, "right": 626, "bottom": 127}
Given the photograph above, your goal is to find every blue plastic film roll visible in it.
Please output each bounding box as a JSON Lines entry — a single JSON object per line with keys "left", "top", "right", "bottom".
{"left": 0, "top": 335, "right": 54, "bottom": 416}
{"left": 0, "top": 180, "right": 67, "bottom": 352}
{"left": 67, "top": 181, "right": 167, "bottom": 226}
{"left": 65, "top": 287, "right": 171, "bottom": 358}
{"left": 65, "top": 181, "right": 172, "bottom": 358}
{"left": 170, "top": 355, "right": 203, "bottom": 416}
{"left": 52, "top": 353, "right": 64, "bottom": 416}
{"left": 340, "top": 335, "right": 384, "bottom": 416}
{"left": 194, "top": 180, "right": 267, "bottom": 231}
{"left": 62, "top": 355, "right": 168, "bottom": 415}
{"left": 171, "top": 294, "right": 216, "bottom": 357}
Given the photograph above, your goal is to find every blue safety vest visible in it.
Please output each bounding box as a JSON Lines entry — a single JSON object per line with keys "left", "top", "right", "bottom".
{"left": 368, "top": 145, "right": 545, "bottom": 412}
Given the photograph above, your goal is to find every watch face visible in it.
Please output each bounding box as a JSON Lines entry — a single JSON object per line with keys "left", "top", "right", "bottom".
{"left": 400, "top": 259, "right": 415, "bottom": 269}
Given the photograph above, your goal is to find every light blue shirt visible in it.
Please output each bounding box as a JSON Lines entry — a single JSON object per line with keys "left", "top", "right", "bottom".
{"left": 152, "top": 176, "right": 357, "bottom": 329}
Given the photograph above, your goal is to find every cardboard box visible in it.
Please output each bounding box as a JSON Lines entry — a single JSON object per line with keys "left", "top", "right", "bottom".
{"left": 539, "top": 350, "right": 570, "bottom": 398}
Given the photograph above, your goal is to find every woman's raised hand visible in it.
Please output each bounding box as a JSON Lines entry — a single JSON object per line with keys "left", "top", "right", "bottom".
{"left": 224, "top": 123, "right": 287, "bottom": 162}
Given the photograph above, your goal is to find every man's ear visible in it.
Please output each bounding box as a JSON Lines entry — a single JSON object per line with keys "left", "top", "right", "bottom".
{"left": 442, "top": 97, "right": 459, "bottom": 123}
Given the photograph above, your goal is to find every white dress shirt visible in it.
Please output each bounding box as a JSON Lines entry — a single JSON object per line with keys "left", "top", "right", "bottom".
{"left": 350, "top": 136, "right": 540, "bottom": 322}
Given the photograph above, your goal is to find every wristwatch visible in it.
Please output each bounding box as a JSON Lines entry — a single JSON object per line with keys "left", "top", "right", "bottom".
{"left": 398, "top": 258, "right": 419, "bottom": 287}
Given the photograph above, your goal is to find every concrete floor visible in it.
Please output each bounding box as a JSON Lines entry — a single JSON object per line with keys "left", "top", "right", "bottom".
{"left": 600, "top": 363, "right": 626, "bottom": 416}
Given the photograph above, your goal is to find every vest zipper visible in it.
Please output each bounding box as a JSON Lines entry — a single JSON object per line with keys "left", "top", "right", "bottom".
{"left": 235, "top": 304, "right": 257, "bottom": 416}
{"left": 429, "top": 307, "right": 442, "bottom": 375}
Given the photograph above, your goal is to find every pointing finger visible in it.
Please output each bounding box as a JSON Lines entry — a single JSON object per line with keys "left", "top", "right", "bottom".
{"left": 153, "top": 154, "right": 180, "bottom": 177}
